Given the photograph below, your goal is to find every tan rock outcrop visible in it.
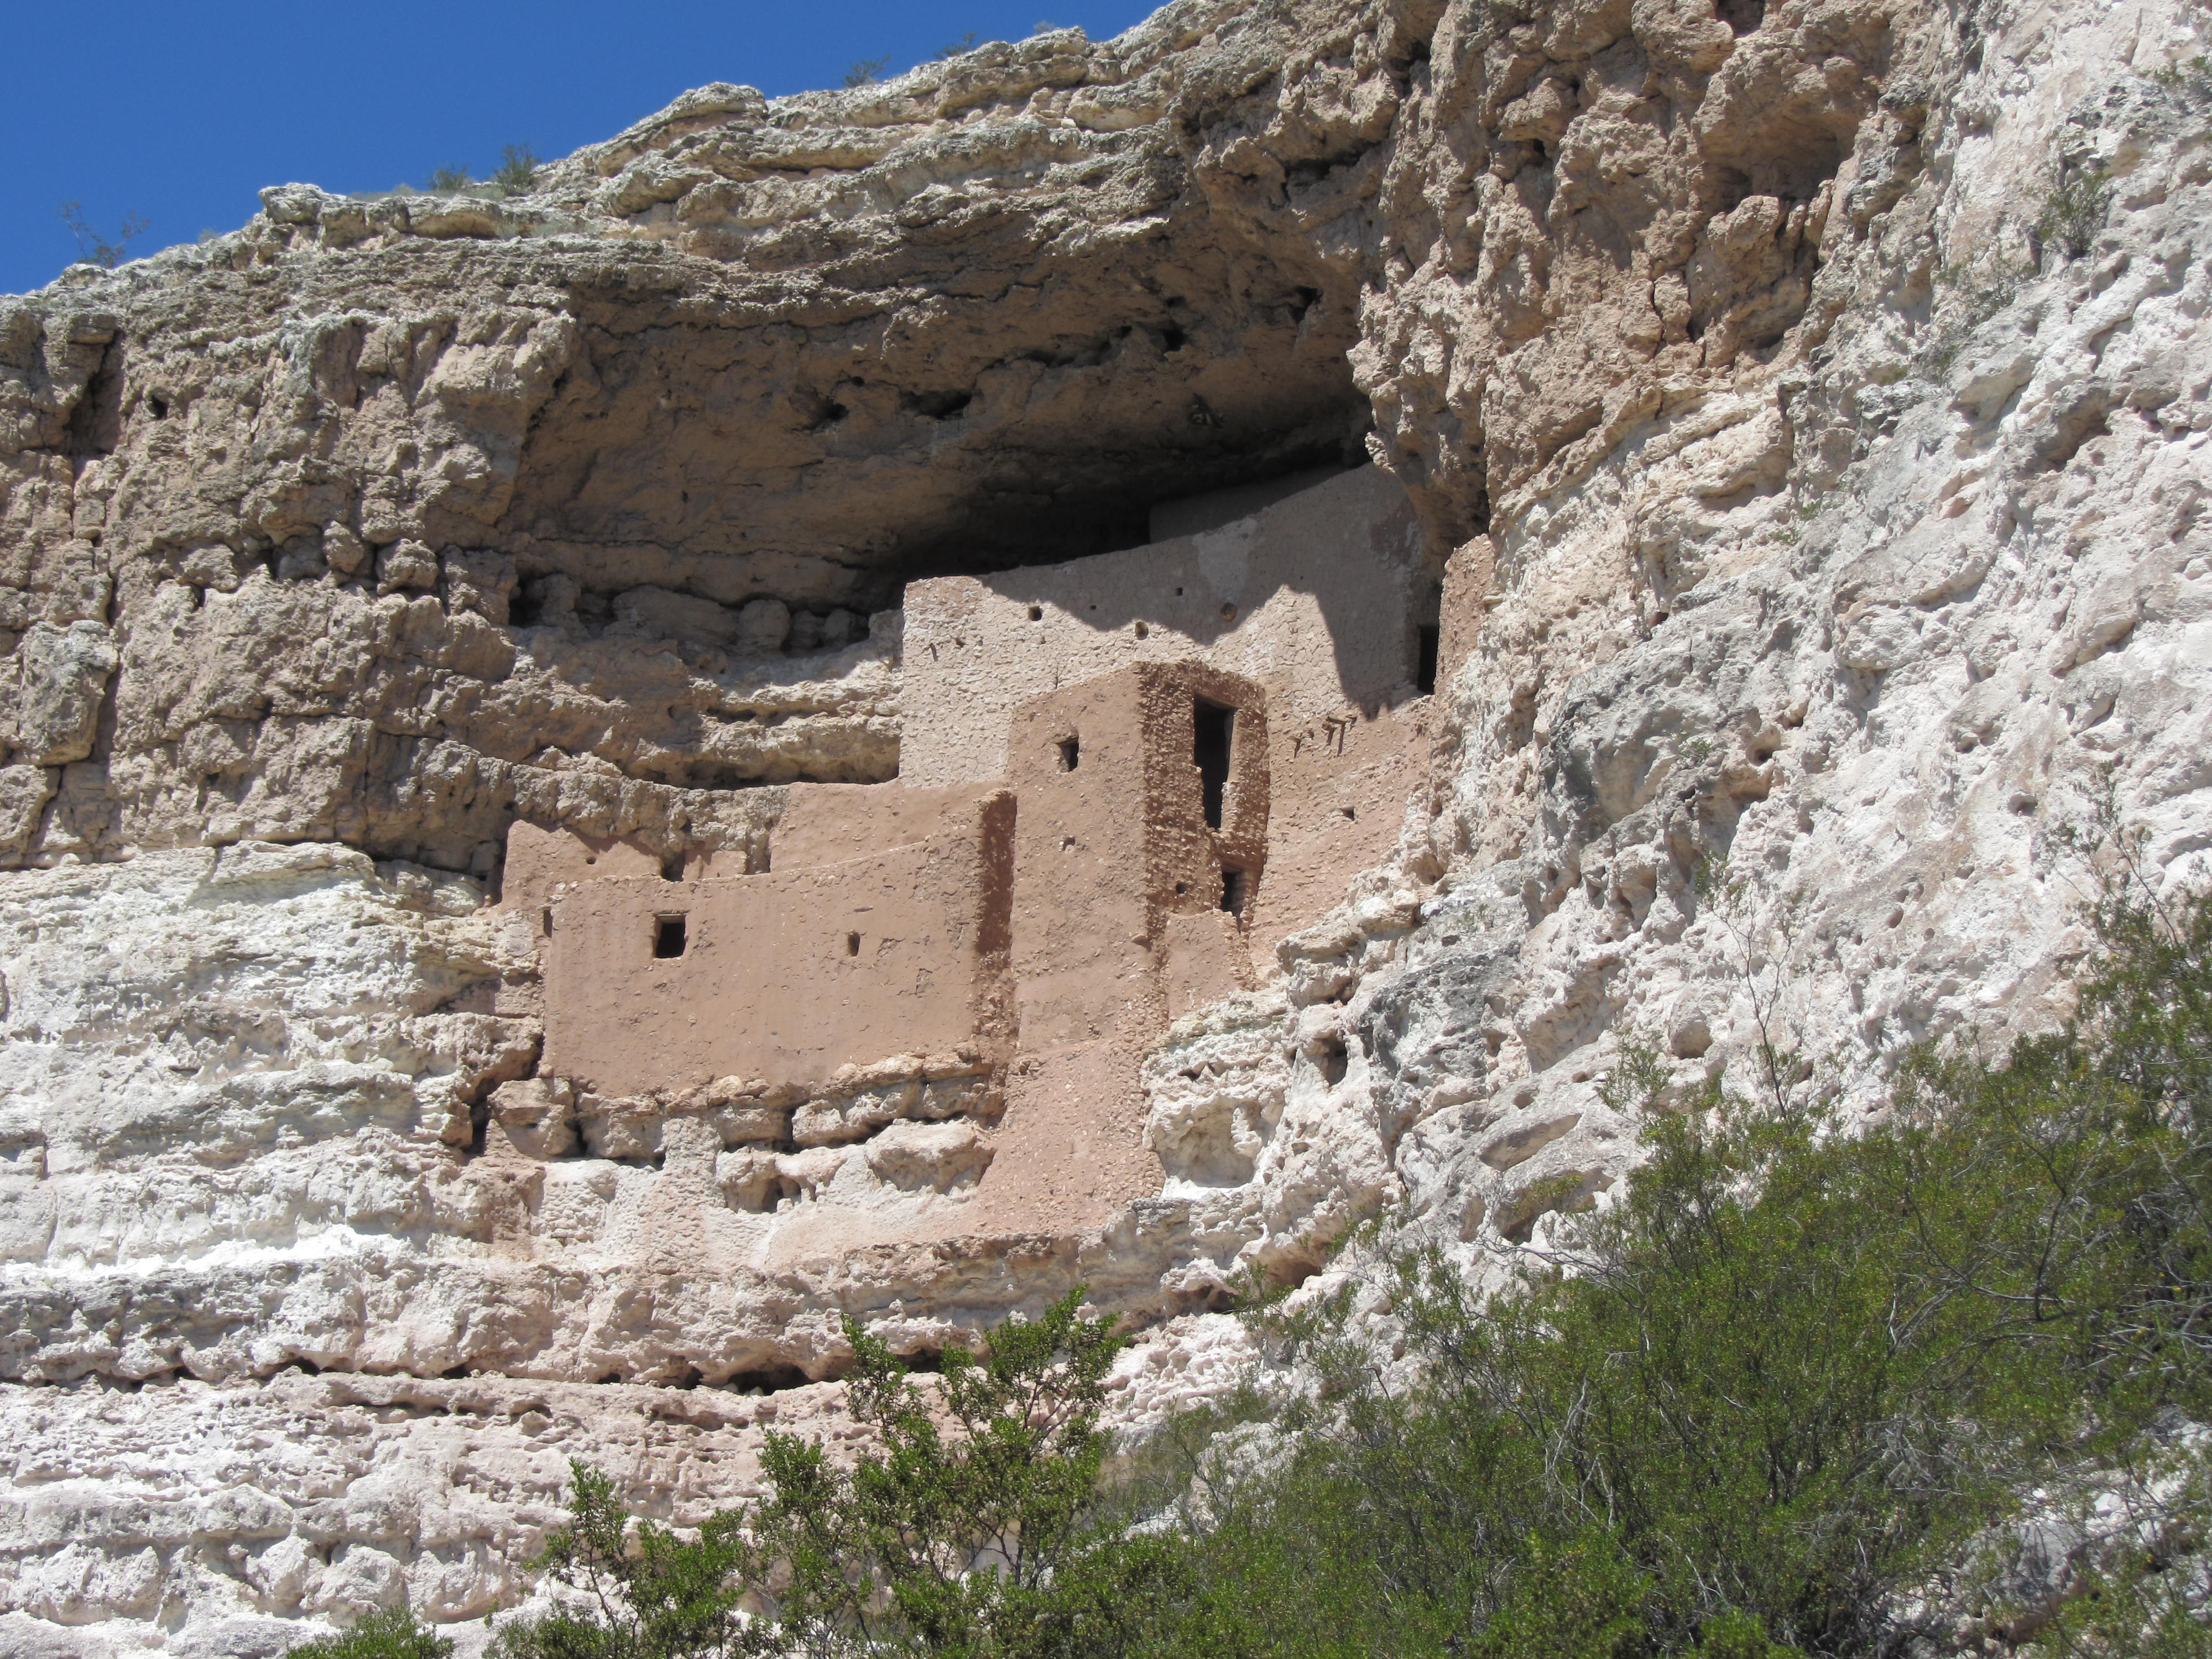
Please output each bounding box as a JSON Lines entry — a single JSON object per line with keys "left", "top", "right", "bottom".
{"left": 3, "top": 0, "right": 2210, "bottom": 1648}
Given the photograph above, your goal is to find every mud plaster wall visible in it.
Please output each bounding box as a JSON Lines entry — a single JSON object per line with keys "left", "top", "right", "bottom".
{"left": 502, "top": 822, "right": 678, "bottom": 913}
{"left": 903, "top": 464, "right": 1439, "bottom": 954}
{"left": 540, "top": 792, "right": 1014, "bottom": 1098}
{"left": 524, "top": 465, "right": 1426, "bottom": 1117}
{"left": 1435, "top": 535, "right": 1496, "bottom": 697}
{"left": 768, "top": 783, "right": 1003, "bottom": 872}
{"left": 978, "top": 660, "right": 1270, "bottom": 1237}
{"left": 1006, "top": 659, "right": 1271, "bottom": 999}
{"left": 900, "top": 465, "right": 1430, "bottom": 786}
{"left": 529, "top": 653, "right": 1290, "bottom": 1250}
{"left": 1251, "top": 699, "right": 1435, "bottom": 956}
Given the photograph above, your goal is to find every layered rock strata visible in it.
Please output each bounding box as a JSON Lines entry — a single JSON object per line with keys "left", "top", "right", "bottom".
{"left": 2, "top": 0, "right": 2209, "bottom": 1648}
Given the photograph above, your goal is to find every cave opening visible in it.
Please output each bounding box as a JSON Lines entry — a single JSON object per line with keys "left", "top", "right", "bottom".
{"left": 503, "top": 256, "right": 1376, "bottom": 618}
{"left": 729, "top": 1364, "right": 812, "bottom": 1395}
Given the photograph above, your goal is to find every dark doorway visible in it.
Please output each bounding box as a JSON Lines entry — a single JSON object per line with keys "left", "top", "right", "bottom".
{"left": 1222, "top": 867, "right": 1250, "bottom": 917}
{"left": 1416, "top": 625, "right": 1440, "bottom": 695}
{"left": 1194, "top": 699, "right": 1236, "bottom": 828}
{"left": 654, "top": 915, "right": 688, "bottom": 958}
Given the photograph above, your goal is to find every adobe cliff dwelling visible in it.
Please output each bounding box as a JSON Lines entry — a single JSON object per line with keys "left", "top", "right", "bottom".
{"left": 1, "top": 0, "right": 2207, "bottom": 1647}
{"left": 498, "top": 465, "right": 1447, "bottom": 1264}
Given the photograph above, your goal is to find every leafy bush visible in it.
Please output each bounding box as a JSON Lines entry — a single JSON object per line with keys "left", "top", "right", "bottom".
{"left": 488, "top": 1288, "right": 1184, "bottom": 1658}
{"left": 1129, "top": 884, "right": 2212, "bottom": 1657}
{"left": 493, "top": 145, "right": 542, "bottom": 196}
{"left": 285, "top": 1607, "right": 453, "bottom": 1659}
{"left": 1919, "top": 259, "right": 2028, "bottom": 377}
{"left": 2024, "top": 1556, "right": 2212, "bottom": 1657}
{"left": 411, "top": 146, "right": 538, "bottom": 200}
{"left": 2037, "top": 169, "right": 2112, "bottom": 260}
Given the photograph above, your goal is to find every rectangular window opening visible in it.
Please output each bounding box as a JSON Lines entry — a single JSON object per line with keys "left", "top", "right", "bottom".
{"left": 653, "top": 915, "right": 688, "bottom": 958}
{"left": 1221, "top": 867, "right": 1250, "bottom": 918}
{"left": 1194, "top": 698, "right": 1235, "bottom": 829}
{"left": 1057, "top": 735, "right": 1079, "bottom": 771}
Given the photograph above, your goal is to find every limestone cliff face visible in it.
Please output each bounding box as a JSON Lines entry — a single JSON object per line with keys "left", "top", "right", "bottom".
{"left": 3, "top": 0, "right": 2208, "bottom": 1648}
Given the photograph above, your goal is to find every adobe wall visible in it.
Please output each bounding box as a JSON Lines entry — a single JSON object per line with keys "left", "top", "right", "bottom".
{"left": 503, "top": 822, "right": 671, "bottom": 912}
{"left": 972, "top": 660, "right": 1268, "bottom": 1234}
{"left": 502, "top": 820, "right": 774, "bottom": 914}
{"left": 1435, "top": 533, "right": 1495, "bottom": 697}
{"left": 899, "top": 464, "right": 1428, "bottom": 788}
{"left": 999, "top": 660, "right": 1268, "bottom": 1034}
{"left": 1145, "top": 462, "right": 1347, "bottom": 541}
{"left": 899, "top": 465, "right": 1433, "bottom": 955}
{"left": 501, "top": 782, "right": 997, "bottom": 915}
{"left": 540, "top": 792, "right": 1014, "bottom": 1099}
{"left": 769, "top": 782, "right": 1000, "bottom": 872}
{"left": 1251, "top": 700, "right": 1436, "bottom": 951}
{"left": 520, "top": 631, "right": 1388, "bottom": 1247}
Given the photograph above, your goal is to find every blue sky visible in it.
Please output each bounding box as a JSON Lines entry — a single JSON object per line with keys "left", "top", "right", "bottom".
{"left": 1, "top": 1, "right": 1161, "bottom": 296}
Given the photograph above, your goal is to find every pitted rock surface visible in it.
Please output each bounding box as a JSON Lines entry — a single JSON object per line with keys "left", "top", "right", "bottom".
{"left": 3, "top": 0, "right": 2211, "bottom": 1648}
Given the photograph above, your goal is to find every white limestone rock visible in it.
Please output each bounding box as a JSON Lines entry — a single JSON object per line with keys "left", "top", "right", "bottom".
{"left": 3, "top": 0, "right": 2212, "bottom": 1650}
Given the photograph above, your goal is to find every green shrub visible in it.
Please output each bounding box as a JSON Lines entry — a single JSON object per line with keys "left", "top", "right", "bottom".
{"left": 2037, "top": 169, "right": 2112, "bottom": 259}
{"left": 488, "top": 1288, "right": 1181, "bottom": 1659}
{"left": 1922, "top": 259, "right": 2028, "bottom": 375}
{"left": 1470, "top": 1531, "right": 1653, "bottom": 1659}
{"left": 1132, "top": 884, "right": 2212, "bottom": 1657}
{"left": 492, "top": 145, "right": 541, "bottom": 196}
{"left": 2020, "top": 1556, "right": 2212, "bottom": 1657}
{"left": 2151, "top": 53, "right": 2212, "bottom": 108}
{"left": 285, "top": 1607, "right": 453, "bottom": 1659}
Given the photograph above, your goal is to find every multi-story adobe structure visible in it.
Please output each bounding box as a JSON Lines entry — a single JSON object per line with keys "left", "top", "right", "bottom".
{"left": 487, "top": 464, "right": 1477, "bottom": 1261}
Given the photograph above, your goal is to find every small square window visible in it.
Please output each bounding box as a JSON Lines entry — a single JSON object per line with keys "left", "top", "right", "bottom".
{"left": 653, "top": 915, "right": 687, "bottom": 958}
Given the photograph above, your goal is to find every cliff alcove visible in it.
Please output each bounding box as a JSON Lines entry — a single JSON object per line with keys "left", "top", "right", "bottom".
{"left": 504, "top": 235, "right": 1376, "bottom": 606}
